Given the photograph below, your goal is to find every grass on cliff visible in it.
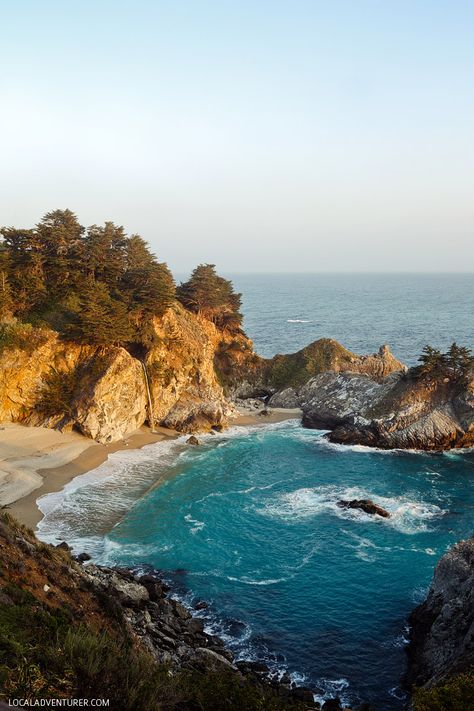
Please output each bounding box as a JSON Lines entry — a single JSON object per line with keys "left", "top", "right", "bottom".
{"left": 0, "top": 512, "right": 308, "bottom": 710}
{"left": 266, "top": 339, "right": 354, "bottom": 389}
{"left": 412, "top": 672, "right": 474, "bottom": 711}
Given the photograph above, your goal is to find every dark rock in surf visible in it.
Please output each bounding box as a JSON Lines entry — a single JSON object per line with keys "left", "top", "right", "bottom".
{"left": 337, "top": 499, "right": 391, "bottom": 518}
{"left": 322, "top": 698, "right": 342, "bottom": 711}
{"left": 186, "top": 435, "right": 200, "bottom": 445}
{"left": 290, "top": 686, "right": 316, "bottom": 702}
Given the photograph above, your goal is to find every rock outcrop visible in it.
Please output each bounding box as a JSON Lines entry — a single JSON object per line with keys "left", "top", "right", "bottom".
{"left": 328, "top": 371, "right": 474, "bottom": 451}
{"left": 406, "top": 536, "right": 474, "bottom": 690}
{"left": 337, "top": 499, "right": 391, "bottom": 518}
{"left": 261, "top": 341, "right": 405, "bottom": 400}
{"left": 297, "top": 371, "right": 396, "bottom": 429}
{"left": 267, "top": 343, "right": 405, "bottom": 407}
{"left": 292, "top": 366, "right": 474, "bottom": 451}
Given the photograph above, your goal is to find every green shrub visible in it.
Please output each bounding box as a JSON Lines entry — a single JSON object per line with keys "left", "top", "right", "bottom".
{"left": 0, "top": 322, "right": 50, "bottom": 353}
{"left": 412, "top": 672, "right": 474, "bottom": 711}
{"left": 35, "top": 367, "right": 79, "bottom": 417}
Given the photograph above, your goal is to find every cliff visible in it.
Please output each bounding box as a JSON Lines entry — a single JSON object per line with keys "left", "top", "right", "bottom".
{"left": 326, "top": 370, "right": 474, "bottom": 450}
{"left": 0, "top": 511, "right": 321, "bottom": 709}
{"left": 0, "top": 315, "right": 406, "bottom": 445}
{"left": 266, "top": 341, "right": 405, "bottom": 392}
{"left": 221, "top": 340, "right": 405, "bottom": 400}
{"left": 289, "top": 361, "right": 474, "bottom": 450}
{"left": 0, "top": 306, "right": 250, "bottom": 443}
{"left": 406, "top": 536, "right": 474, "bottom": 709}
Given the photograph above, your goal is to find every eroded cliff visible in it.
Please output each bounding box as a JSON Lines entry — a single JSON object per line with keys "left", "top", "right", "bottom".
{"left": 0, "top": 313, "right": 408, "bottom": 445}
{"left": 326, "top": 370, "right": 474, "bottom": 450}
{"left": 406, "top": 536, "right": 474, "bottom": 709}
{"left": 0, "top": 305, "right": 246, "bottom": 443}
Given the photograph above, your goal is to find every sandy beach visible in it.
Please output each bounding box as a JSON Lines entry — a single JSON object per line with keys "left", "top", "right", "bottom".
{"left": 2, "top": 408, "right": 301, "bottom": 531}
{"left": 4, "top": 424, "right": 178, "bottom": 530}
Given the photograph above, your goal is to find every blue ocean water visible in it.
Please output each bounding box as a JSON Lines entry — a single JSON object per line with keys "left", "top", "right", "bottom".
{"left": 229, "top": 273, "right": 474, "bottom": 363}
{"left": 36, "top": 274, "right": 474, "bottom": 710}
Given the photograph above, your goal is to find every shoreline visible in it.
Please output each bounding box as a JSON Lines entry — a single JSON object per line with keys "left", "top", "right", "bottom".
{"left": 4, "top": 408, "right": 301, "bottom": 531}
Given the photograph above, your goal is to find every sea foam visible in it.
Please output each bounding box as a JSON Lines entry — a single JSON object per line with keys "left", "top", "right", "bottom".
{"left": 258, "top": 485, "right": 443, "bottom": 534}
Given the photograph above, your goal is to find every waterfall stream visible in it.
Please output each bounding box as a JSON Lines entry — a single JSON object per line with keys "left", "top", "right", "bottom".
{"left": 141, "top": 361, "right": 156, "bottom": 432}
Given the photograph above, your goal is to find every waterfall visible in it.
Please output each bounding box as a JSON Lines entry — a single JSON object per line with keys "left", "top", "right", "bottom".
{"left": 141, "top": 361, "right": 156, "bottom": 433}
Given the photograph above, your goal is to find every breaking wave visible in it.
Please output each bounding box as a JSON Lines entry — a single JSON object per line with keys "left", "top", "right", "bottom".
{"left": 258, "top": 485, "right": 444, "bottom": 534}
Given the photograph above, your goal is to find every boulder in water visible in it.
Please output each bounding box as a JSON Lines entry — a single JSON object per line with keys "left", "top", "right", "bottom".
{"left": 186, "top": 435, "right": 200, "bottom": 445}
{"left": 337, "top": 499, "right": 391, "bottom": 518}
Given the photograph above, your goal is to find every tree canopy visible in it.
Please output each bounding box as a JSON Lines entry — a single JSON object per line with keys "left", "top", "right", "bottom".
{"left": 176, "top": 264, "right": 242, "bottom": 332}
{"left": 0, "top": 210, "right": 175, "bottom": 346}
{"left": 416, "top": 342, "right": 473, "bottom": 384}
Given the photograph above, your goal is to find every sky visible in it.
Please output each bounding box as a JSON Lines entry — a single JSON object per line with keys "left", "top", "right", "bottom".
{"left": 0, "top": 1, "right": 473, "bottom": 273}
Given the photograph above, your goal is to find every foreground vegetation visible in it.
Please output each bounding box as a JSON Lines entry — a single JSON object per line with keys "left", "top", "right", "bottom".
{"left": 412, "top": 673, "right": 474, "bottom": 711}
{"left": 0, "top": 513, "right": 309, "bottom": 710}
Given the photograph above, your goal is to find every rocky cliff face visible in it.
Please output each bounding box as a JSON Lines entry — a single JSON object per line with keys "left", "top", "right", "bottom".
{"left": 328, "top": 371, "right": 474, "bottom": 450}
{"left": 0, "top": 312, "right": 407, "bottom": 445}
{"left": 406, "top": 536, "right": 474, "bottom": 690}
{"left": 266, "top": 341, "right": 405, "bottom": 392}
{"left": 291, "top": 366, "right": 474, "bottom": 450}
{"left": 228, "top": 340, "right": 405, "bottom": 401}
{"left": 0, "top": 305, "right": 247, "bottom": 443}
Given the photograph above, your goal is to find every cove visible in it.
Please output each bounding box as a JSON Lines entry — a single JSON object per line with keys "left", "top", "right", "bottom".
{"left": 37, "top": 420, "right": 474, "bottom": 710}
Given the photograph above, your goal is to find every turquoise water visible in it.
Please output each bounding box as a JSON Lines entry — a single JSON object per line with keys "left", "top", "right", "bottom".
{"left": 36, "top": 274, "right": 474, "bottom": 709}
{"left": 37, "top": 423, "right": 474, "bottom": 709}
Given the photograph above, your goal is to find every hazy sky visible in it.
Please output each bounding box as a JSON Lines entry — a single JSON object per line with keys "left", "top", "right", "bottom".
{"left": 1, "top": 1, "right": 473, "bottom": 273}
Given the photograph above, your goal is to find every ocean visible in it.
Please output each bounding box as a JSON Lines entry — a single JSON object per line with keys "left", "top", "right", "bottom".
{"left": 36, "top": 273, "right": 474, "bottom": 710}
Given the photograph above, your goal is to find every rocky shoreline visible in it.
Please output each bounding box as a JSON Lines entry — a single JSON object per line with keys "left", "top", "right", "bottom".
{"left": 67, "top": 550, "right": 358, "bottom": 710}
{"left": 269, "top": 366, "right": 474, "bottom": 451}
{"left": 405, "top": 535, "right": 474, "bottom": 693}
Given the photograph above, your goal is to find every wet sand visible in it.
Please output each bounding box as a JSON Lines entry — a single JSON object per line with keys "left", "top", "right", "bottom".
{"left": 4, "top": 408, "right": 301, "bottom": 531}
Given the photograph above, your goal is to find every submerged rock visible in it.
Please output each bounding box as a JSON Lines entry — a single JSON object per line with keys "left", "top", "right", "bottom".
{"left": 337, "top": 499, "right": 391, "bottom": 518}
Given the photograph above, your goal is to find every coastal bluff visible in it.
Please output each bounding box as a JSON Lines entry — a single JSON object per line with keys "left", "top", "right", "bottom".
{"left": 270, "top": 362, "right": 474, "bottom": 451}
{"left": 0, "top": 311, "right": 404, "bottom": 445}
{"left": 405, "top": 536, "right": 474, "bottom": 708}
{"left": 301, "top": 369, "right": 474, "bottom": 450}
{"left": 0, "top": 304, "right": 245, "bottom": 443}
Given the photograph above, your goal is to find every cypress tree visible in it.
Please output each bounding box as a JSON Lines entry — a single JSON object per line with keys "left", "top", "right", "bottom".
{"left": 177, "top": 264, "right": 242, "bottom": 330}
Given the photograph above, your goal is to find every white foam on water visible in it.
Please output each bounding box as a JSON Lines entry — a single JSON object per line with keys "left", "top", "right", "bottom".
{"left": 195, "top": 479, "right": 285, "bottom": 506}
{"left": 318, "top": 437, "right": 425, "bottom": 456}
{"left": 36, "top": 417, "right": 296, "bottom": 547}
{"left": 412, "top": 585, "right": 429, "bottom": 604}
{"left": 36, "top": 436, "right": 188, "bottom": 549}
{"left": 381, "top": 624, "right": 410, "bottom": 649}
{"left": 313, "top": 677, "right": 350, "bottom": 705}
{"left": 258, "top": 485, "right": 443, "bottom": 534}
{"left": 184, "top": 514, "right": 205, "bottom": 534}
{"left": 287, "top": 319, "right": 312, "bottom": 323}
{"left": 227, "top": 575, "right": 289, "bottom": 586}
{"left": 389, "top": 686, "right": 408, "bottom": 701}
